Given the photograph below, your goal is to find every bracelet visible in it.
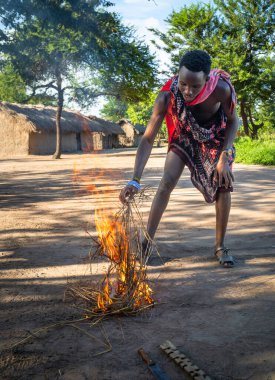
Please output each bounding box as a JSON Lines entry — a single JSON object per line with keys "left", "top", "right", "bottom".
{"left": 127, "top": 180, "right": 141, "bottom": 191}
{"left": 132, "top": 176, "right": 140, "bottom": 184}
{"left": 221, "top": 148, "right": 233, "bottom": 158}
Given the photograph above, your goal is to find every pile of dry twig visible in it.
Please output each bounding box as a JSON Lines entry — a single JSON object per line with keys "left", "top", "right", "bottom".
{"left": 66, "top": 189, "right": 155, "bottom": 320}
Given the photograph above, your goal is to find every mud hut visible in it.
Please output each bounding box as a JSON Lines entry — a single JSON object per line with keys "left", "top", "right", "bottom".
{"left": 87, "top": 116, "right": 125, "bottom": 149}
{"left": 118, "top": 119, "right": 146, "bottom": 147}
{"left": 0, "top": 102, "right": 125, "bottom": 156}
{"left": 133, "top": 123, "right": 146, "bottom": 146}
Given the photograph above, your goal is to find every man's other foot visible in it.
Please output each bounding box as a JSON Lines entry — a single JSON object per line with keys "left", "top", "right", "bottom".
{"left": 215, "top": 247, "right": 236, "bottom": 268}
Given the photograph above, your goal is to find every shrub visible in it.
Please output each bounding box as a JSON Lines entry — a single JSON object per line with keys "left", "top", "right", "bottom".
{"left": 234, "top": 137, "right": 275, "bottom": 166}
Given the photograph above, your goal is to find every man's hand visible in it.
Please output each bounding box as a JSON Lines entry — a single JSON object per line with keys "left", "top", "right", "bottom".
{"left": 214, "top": 155, "right": 234, "bottom": 189}
{"left": 119, "top": 184, "right": 139, "bottom": 204}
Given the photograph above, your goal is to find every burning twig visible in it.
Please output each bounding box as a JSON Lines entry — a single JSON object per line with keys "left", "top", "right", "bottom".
{"left": 66, "top": 189, "right": 156, "bottom": 320}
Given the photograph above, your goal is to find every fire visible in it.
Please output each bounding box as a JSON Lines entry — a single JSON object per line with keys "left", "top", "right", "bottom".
{"left": 97, "top": 278, "right": 113, "bottom": 310}
{"left": 94, "top": 207, "right": 153, "bottom": 313}
{"left": 71, "top": 159, "right": 154, "bottom": 317}
{"left": 94, "top": 209, "right": 128, "bottom": 264}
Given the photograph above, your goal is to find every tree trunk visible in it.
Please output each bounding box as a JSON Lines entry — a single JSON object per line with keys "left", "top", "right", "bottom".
{"left": 247, "top": 105, "right": 263, "bottom": 139}
{"left": 156, "top": 133, "right": 161, "bottom": 147}
{"left": 240, "top": 99, "right": 250, "bottom": 137}
{"left": 52, "top": 71, "right": 64, "bottom": 159}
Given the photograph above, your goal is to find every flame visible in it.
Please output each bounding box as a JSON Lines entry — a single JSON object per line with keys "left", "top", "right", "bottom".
{"left": 72, "top": 157, "right": 154, "bottom": 315}
{"left": 95, "top": 209, "right": 128, "bottom": 264}
{"left": 94, "top": 208, "right": 153, "bottom": 312}
{"left": 97, "top": 278, "right": 113, "bottom": 310}
{"left": 132, "top": 270, "right": 153, "bottom": 308}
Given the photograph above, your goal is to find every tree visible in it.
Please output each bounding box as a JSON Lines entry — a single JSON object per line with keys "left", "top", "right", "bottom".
{"left": 0, "top": 1, "right": 157, "bottom": 158}
{"left": 127, "top": 92, "right": 168, "bottom": 143}
{"left": 101, "top": 90, "right": 168, "bottom": 142}
{"left": 151, "top": 0, "right": 274, "bottom": 138}
{"left": 0, "top": 63, "right": 27, "bottom": 103}
{"left": 100, "top": 98, "right": 128, "bottom": 122}
{"left": 72, "top": 19, "right": 158, "bottom": 106}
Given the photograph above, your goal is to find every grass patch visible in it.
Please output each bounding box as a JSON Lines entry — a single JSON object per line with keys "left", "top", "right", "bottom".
{"left": 234, "top": 137, "right": 275, "bottom": 166}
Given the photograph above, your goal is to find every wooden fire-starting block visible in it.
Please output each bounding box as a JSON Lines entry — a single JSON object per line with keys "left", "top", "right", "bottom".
{"left": 160, "top": 340, "right": 212, "bottom": 380}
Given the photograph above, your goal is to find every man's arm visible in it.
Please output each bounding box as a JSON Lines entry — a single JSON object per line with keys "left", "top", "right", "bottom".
{"left": 119, "top": 91, "right": 170, "bottom": 203}
{"left": 133, "top": 91, "right": 170, "bottom": 179}
{"left": 215, "top": 81, "right": 239, "bottom": 188}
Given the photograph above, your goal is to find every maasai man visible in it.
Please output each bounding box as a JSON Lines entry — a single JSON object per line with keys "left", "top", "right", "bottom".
{"left": 120, "top": 50, "right": 239, "bottom": 267}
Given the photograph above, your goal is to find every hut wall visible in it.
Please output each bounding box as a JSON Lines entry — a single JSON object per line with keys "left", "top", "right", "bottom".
{"left": 102, "top": 134, "right": 120, "bottom": 149}
{"left": 81, "top": 132, "right": 102, "bottom": 152}
{"left": 29, "top": 132, "right": 77, "bottom": 154}
{"left": 94, "top": 133, "right": 103, "bottom": 150}
{"left": 29, "top": 132, "right": 56, "bottom": 154}
{"left": 102, "top": 135, "right": 110, "bottom": 149}
{"left": 122, "top": 123, "right": 135, "bottom": 139}
{"left": 112, "top": 135, "right": 120, "bottom": 148}
{"left": 0, "top": 122, "right": 29, "bottom": 156}
{"left": 119, "top": 123, "right": 135, "bottom": 147}
{"left": 133, "top": 134, "right": 143, "bottom": 147}
{"left": 63, "top": 133, "right": 77, "bottom": 152}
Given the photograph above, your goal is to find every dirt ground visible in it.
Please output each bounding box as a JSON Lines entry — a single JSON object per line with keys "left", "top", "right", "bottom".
{"left": 1, "top": 147, "right": 275, "bottom": 380}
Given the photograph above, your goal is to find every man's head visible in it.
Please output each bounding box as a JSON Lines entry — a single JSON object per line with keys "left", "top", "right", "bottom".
{"left": 178, "top": 50, "right": 211, "bottom": 102}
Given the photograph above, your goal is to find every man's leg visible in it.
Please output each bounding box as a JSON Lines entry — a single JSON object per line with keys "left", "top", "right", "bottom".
{"left": 146, "top": 150, "right": 185, "bottom": 241}
{"left": 215, "top": 191, "right": 231, "bottom": 251}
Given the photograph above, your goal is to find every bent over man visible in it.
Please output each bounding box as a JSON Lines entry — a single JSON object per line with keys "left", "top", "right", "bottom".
{"left": 120, "top": 50, "right": 239, "bottom": 267}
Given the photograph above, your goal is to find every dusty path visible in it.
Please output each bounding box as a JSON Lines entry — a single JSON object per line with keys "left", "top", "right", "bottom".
{"left": 0, "top": 148, "right": 275, "bottom": 380}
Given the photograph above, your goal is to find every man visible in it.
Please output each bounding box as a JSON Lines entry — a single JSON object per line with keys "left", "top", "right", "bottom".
{"left": 120, "top": 50, "right": 239, "bottom": 267}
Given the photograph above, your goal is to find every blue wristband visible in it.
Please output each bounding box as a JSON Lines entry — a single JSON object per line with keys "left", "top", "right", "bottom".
{"left": 127, "top": 180, "right": 141, "bottom": 191}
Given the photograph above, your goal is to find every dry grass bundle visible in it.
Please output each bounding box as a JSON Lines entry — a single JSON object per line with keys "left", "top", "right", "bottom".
{"left": 66, "top": 188, "right": 156, "bottom": 320}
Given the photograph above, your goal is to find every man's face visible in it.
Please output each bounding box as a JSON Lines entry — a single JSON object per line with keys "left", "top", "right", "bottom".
{"left": 178, "top": 66, "right": 208, "bottom": 102}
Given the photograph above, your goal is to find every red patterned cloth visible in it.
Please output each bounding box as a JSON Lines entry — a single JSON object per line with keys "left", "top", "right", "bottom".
{"left": 161, "top": 70, "right": 237, "bottom": 203}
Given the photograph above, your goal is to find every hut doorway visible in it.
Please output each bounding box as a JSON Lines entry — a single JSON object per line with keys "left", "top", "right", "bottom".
{"left": 76, "top": 133, "right": 82, "bottom": 151}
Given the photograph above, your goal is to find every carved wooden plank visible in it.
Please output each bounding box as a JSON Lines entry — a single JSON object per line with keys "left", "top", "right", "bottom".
{"left": 160, "top": 340, "right": 212, "bottom": 380}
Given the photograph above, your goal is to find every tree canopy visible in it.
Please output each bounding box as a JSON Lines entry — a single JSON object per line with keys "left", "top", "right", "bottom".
{"left": 101, "top": 92, "right": 167, "bottom": 141}
{"left": 100, "top": 97, "right": 128, "bottom": 122}
{"left": 0, "top": 64, "right": 27, "bottom": 103}
{"left": 151, "top": 0, "right": 274, "bottom": 138}
{"left": 0, "top": 0, "right": 158, "bottom": 157}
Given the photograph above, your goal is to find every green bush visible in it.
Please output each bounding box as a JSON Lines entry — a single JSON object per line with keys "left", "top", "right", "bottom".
{"left": 234, "top": 137, "right": 275, "bottom": 166}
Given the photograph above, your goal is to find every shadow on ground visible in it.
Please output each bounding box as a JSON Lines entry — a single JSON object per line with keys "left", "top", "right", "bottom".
{"left": 0, "top": 148, "right": 275, "bottom": 380}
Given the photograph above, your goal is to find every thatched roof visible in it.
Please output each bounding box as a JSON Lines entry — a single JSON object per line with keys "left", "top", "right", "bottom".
{"left": 87, "top": 115, "right": 125, "bottom": 135}
{"left": 134, "top": 123, "right": 146, "bottom": 134}
{"left": 0, "top": 102, "right": 124, "bottom": 135}
{"left": 118, "top": 118, "right": 146, "bottom": 135}
{"left": 118, "top": 118, "right": 133, "bottom": 129}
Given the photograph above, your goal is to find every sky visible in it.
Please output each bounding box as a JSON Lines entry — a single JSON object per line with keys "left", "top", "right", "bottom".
{"left": 88, "top": 0, "right": 199, "bottom": 116}
{"left": 111, "top": 0, "right": 191, "bottom": 71}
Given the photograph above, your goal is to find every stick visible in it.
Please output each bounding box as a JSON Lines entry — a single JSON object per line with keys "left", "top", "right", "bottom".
{"left": 160, "top": 340, "right": 212, "bottom": 380}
